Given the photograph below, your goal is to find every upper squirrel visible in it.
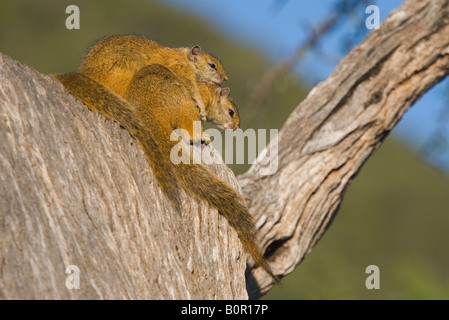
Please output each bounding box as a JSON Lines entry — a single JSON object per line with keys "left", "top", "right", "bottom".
{"left": 79, "top": 34, "right": 228, "bottom": 120}
{"left": 54, "top": 68, "right": 275, "bottom": 281}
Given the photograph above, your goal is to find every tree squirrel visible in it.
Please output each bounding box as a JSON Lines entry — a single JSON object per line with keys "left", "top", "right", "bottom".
{"left": 53, "top": 67, "right": 276, "bottom": 281}
{"left": 79, "top": 34, "right": 228, "bottom": 121}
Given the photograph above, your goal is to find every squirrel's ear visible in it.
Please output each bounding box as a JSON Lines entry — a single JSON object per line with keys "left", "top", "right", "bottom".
{"left": 219, "top": 87, "right": 230, "bottom": 102}
{"left": 189, "top": 45, "right": 202, "bottom": 62}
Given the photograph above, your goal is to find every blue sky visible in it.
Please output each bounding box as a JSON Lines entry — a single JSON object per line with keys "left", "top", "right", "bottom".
{"left": 162, "top": 0, "right": 449, "bottom": 171}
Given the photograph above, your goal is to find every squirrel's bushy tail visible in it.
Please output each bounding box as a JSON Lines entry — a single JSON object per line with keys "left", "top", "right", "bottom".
{"left": 164, "top": 150, "right": 276, "bottom": 280}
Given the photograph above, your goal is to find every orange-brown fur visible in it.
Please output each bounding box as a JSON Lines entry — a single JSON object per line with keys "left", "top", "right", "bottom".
{"left": 79, "top": 34, "right": 228, "bottom": 120}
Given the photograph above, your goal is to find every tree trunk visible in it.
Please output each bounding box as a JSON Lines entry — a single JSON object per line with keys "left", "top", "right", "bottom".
{"left": 1, "top": 0, "right": 448, "bottom": 300}
{"left": 0, "top": 53, "right": 247, "bottom": 299}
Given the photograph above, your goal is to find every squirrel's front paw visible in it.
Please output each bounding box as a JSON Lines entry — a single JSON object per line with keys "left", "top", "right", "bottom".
{"left": 190, "top": 133, "right": 210, "bottom": 145}
{"left": 199, "top": 109, "right": 207, "bottom": 121}
{"left": 201, "top": 133, "right": 211, "bottom": 145}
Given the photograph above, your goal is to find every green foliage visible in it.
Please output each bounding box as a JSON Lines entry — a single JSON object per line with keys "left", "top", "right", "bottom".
{"left": 1, "top": 0, "right": 448, "bottom": 299}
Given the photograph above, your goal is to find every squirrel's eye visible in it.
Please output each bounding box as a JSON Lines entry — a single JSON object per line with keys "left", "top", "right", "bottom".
{"left": 228, "top": 109, "right": 235, "bottom": 117}
{"left": 209, "top": 63, "right": 216, "bottom": 69}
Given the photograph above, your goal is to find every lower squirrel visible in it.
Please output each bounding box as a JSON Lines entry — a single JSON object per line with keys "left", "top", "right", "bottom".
{"left": 79, "top": 34, "right": 228, "bottom": 121}
{"left": 53, "top": 67, "right": 276, "bottom": 281}
{"left": 124, "top": 64, "right": 276, "bottom": 281}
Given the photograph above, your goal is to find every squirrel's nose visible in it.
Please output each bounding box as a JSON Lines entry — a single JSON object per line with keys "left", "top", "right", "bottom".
{"left": 224, "top": 122, "right": 238, "bottom": 130}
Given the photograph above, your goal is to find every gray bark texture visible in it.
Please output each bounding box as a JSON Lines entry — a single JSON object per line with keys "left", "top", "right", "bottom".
{"left": 0, "top": 54, "right": 247, "bottom": 299}
{"left": 1, "top": 0, "right": 449, "bottom": 300}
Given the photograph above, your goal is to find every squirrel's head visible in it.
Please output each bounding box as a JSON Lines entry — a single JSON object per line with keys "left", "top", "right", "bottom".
{"left": 187, "top": 46, "right": 228, "bottom": 85}
{"left": 199, "top": 83, "right": 239, "bottom": 130}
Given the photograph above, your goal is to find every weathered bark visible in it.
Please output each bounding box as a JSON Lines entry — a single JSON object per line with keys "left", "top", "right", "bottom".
{"left": 1, "top": 0, "right": 449, "bottom": 300}
{"left": 0, "top": 53, "right": 247, "bottom": 299}
{"left": 241, "top": 0, "right": 449, "bottom": 298}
